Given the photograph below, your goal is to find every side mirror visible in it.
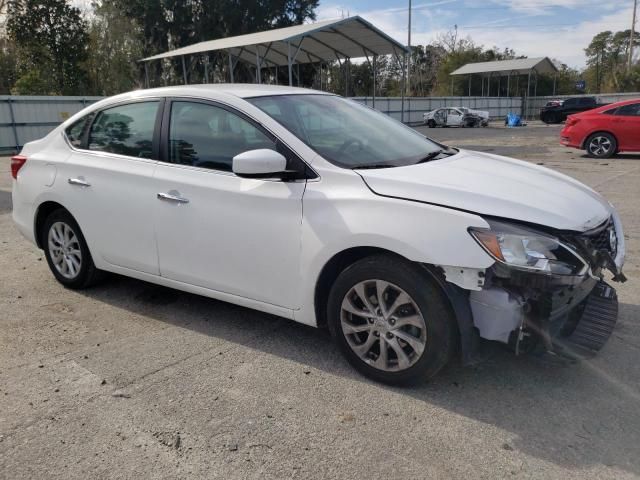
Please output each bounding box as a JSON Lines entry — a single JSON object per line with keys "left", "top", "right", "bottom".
{"left": 232, "top": 149, "right": 288, "bottom": 179}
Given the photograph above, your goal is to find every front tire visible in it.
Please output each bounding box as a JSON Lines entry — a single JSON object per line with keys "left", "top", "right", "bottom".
{"left": 327, "top": 255, "right": 456, "bottom": 385}
{"left": 427, "top": 119, "right": 436, "bottom": 128}
{"left": 585, "top": 132, "right": 617, "bottom": 158}
{"left": 42, "top": 209, "right": 102, "bottom": 289}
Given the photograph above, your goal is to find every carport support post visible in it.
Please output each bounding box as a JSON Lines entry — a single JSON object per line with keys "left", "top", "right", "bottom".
{"left": 144, "top": 62, "right": 149, "bottom": 88}
{"left": 400, "top": 56, "right": 406, "bottom": 123}
{"left": 468, "top": 75, "right": 471, "bottom": 96}
{"left": 450, "top": 77, "right": 453, "bottom": 96}
{"left": 553, "top": 72, "right": 557, "bottom": 95}
{"left": 344, "top": 58, "right": 348, "bottom": 96}
{"left": 287, "top": 42, "right": 293, "bottom": 87}
{"left": 507, "top": 72, "right": 510, "bottom": 97}
{"left": 228, "top": 53, "right": 235, "bottom": 83}
{"left": 181, "top": 56, "right": 188, "bottom": 84}
{"left": 372, "top": 54, "right": 377, "bottom": 108}
{"left": 526, "top": 70, "right": 531, "bottom": 119}
{"left": 255, "top": 48, "right": 261, "bottom": 84}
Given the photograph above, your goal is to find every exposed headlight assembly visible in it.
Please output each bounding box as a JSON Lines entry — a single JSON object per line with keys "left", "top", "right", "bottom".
{"left": 469, "top": 220, "right": 588, "bottom": 276}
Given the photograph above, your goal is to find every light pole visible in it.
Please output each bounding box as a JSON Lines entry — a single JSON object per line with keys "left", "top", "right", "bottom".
{"left": 406, "top": 0, "right": 412, "bottom": 96}
{"left": 629, "top": 0, "right": 638, "bottom": 71}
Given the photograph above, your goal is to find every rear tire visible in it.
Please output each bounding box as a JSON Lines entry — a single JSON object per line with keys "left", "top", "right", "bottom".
{"left": 327, "top": 255, "right": 456, "bottom": 385}
{"left": 41, "top": 209, "right": 103, "bottom": 289}
{"left": 585, "top": 132, "right": 617, "bottom": 158}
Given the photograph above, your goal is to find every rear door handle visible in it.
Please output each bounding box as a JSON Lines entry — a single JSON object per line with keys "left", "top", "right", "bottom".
{"left": 68, "top": 178, "right": 91, "bottom": 187}
{"left": 157, "top": 192, "right": 190, "bottom": 204}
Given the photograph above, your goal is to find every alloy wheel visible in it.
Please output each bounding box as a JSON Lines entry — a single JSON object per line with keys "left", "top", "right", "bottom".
{"left": 588, "top": 136, "right": 612, "bottom": 157}
{"left": 47, "top": 221, "right": 83, "bottom": 279}
{"left": 340, "top": 280, "right": 427, "bottom": 372}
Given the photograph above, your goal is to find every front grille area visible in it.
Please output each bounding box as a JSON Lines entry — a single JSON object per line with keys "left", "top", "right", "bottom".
{"left": 582, "top": 218, "right": 617, "bottom": 258}
{"left": 567, "top": 217, "right": 617, "bottom": 267}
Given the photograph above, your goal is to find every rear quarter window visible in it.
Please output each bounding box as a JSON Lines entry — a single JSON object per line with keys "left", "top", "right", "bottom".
{"left": 64, "top": 115, "right": 92, "bottom": 148}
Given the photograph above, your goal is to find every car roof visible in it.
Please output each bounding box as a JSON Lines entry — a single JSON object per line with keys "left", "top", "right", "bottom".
{"left": 104, "top": 84, "right": 332, "bottom": 103}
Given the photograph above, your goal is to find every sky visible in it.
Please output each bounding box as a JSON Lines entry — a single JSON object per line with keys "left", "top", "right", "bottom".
{"left": 314, "top": 0, "right": 636, "bottom": 68}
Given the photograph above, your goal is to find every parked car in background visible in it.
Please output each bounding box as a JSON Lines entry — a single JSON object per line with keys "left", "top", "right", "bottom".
{"left": 12, "top": 85, "right": 626, "bottom": 385}
{"left": 423, "top": 107, "right": 480, "bottom": 128}
{"left": 458, "top": 107, "right": 490, "bottom": 126}
{"left": 540, "top": 96, "right": 607, "bottom": 124}
{"left": 560, "top": 98, "right": 640, "bottom": 158}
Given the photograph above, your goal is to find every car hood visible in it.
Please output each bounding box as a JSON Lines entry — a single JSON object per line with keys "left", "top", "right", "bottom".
{"left": 358, "top": 150, "right": 611, "bottom": 231}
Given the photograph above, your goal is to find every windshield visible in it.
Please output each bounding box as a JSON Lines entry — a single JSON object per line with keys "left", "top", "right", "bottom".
{"left": 247, "top": 94, "right": 444, "bottom": 169}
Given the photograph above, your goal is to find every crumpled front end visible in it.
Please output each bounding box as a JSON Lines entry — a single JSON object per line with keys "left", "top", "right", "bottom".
{"left": 447, "top": 210, "right": 625, "bottom": 361}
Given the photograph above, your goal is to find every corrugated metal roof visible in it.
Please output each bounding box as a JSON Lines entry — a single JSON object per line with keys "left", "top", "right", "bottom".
{"left": 450, "top": 57, "right": 558, "bottom": 76}
{"left": 140, "top": 16, "right": 408, "bottom": 66}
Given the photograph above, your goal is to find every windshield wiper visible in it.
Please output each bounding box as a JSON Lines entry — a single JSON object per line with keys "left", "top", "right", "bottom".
{"left": 416, "top": 149, "right": 449, "bottom": 164}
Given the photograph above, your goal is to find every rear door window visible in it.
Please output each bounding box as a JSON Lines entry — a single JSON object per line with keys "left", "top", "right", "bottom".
{"left": 614, "top": 103, "right": 640, "bottom": 116}
{"left": 88, "top": 101, "right": 159, "bottom": 158}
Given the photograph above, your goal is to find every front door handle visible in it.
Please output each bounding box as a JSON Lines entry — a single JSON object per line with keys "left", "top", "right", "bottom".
{"left": 68, "top": 177, "right": 91, "bottom": 187}
{"left": 157, "top": 192, "right": 190, "bottom": 204}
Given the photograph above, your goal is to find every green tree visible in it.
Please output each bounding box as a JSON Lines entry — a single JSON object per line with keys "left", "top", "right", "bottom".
{"left": 106, "top": 0, "right": 320, "bottom": 85}
{"left": 85, "top": 0, "right": 144, "bottom": 95}
{"left": 7, "top": 0, "right": 89, "bottom": 94}
{"left": 584, "top": 30, "right": 640, "bottom": 93}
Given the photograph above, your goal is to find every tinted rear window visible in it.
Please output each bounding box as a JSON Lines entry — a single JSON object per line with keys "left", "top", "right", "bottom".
{"left": 65, "top": 115, "right": 92, "bottom": 148}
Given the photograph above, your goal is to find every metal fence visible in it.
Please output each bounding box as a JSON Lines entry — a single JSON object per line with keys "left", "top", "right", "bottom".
{"left": 352, "top": 96, "right": 523, "bottom": 124}
{"left": 353, "top": 92, "right": 640, "bottom": 125}
{"left": 0, "top": 96, "right": 102, "bottom": 153}
{"left": 2, "top": 92, "right": 639, "bottom": 152}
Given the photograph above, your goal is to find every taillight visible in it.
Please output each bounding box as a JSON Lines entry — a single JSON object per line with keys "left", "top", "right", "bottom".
{"left": 11, "top": 155, "right": 27, "bottom": 180}
{"left": 566, "top": 117, "right": 580, "bottom": 127}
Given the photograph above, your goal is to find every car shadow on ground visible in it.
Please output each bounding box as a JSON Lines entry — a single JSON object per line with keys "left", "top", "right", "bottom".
{"left": 80, "top": 273, "right": 640, "bottom": 476}
{"left": 579, "top": 153, "right": 640, "bottom": 161}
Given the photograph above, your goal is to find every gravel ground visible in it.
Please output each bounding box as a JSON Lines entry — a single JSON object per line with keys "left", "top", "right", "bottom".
{"left": 1, "top": 124, "right": 640, "bottom": 479}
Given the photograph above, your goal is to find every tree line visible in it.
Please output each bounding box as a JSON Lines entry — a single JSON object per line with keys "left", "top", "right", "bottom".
{"left": 0, "top": 0, "right": 638, "bottom": 97}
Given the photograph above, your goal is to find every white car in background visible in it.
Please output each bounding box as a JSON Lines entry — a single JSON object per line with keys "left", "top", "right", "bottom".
{"left": 12, "top": 85, "right": 625, "bottom": 384}
{"left": 459, "top": 107, "right": 490, "bottom": 126}
{"left": 423, "top": 107, "right": 489, "bottom": 128}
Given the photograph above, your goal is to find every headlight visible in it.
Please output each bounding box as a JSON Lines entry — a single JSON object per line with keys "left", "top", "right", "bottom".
{"left": 469, "top": 220, "right": 588, "bottom": 276}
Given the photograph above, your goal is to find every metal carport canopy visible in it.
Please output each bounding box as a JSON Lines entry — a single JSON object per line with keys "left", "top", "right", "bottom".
{"left": 450, "top": 57, "right": 558, "bottom": 76}
{"left": 139, "top": 16, "right": 408, "bottom": 69}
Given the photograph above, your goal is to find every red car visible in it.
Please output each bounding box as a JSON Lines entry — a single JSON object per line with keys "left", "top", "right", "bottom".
{"left": 560, "top": 98, "right": 640, "bottom": 158}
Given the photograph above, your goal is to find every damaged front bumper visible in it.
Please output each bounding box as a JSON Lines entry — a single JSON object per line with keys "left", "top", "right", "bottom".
{"left": 444, "top": 212, "right": 626, "bottom": 363}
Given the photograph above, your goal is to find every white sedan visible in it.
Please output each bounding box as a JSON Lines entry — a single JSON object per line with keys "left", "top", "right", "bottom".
{"left": 423, "top": 107, "right": 489, "bottom": 127}
{"left": 12, "top": 85, "right": 625, "bottom": 384}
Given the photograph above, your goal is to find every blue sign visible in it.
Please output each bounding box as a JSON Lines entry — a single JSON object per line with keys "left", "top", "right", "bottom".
{"left": 575, "top": 80, "right": 586, "bottom": 90}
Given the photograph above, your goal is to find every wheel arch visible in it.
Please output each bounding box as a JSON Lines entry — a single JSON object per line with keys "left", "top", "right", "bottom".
{"left": 313, "top": 247, "right": 476, "bottom": 364}
{"left": 314, "top": 247, "right": 404, "bottom": 328}
{"left": 581, "top": 130, "right": 619, "bottom": 150}
{"left": 34, "top": 201, "right": 72, "bottom": 249}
